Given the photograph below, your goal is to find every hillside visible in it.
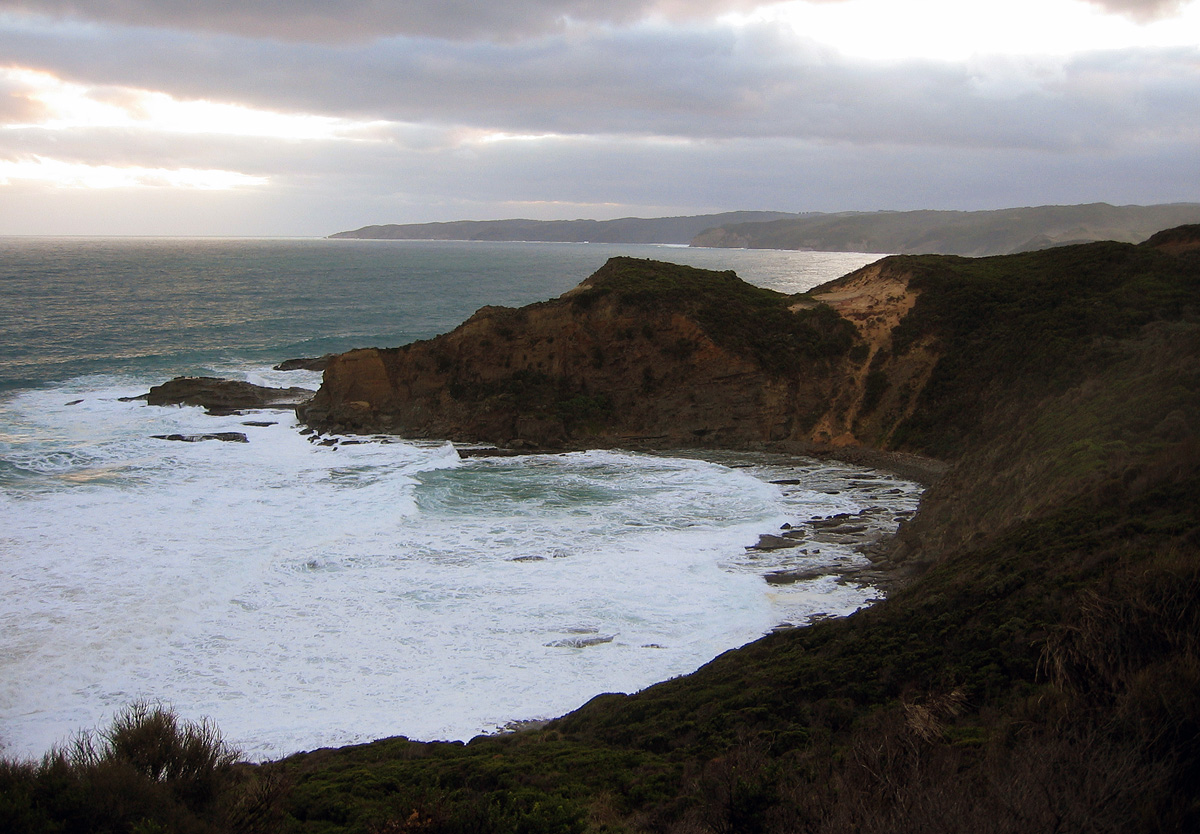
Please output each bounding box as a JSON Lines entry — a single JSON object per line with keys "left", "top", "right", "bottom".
{"left": 691, "top": 202, "right": 1200, "bottom": 255}
{"left": 298, "top": 257, "right": 866, "bottom": 447}
{"left": 328, "top": 211, "right": 796, "bottom": 244}
{"left": 5, "top": 228, "right": 1200, "bottom": 833}
{"left": 329, "top": 204, "right": 1200, "bottom": 256}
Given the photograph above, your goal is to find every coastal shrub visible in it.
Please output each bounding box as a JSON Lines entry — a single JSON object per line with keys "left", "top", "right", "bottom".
{"left": 102, "top": 702, "right": 238, "bottom": 810}
{"left": 886, "top": 241, "right": 1200, "bottom": 457}
{"left": 859, "top": 369, "right": 889, "bottom": 415}
{"left": 570, "top": 258, "right": 858, "bottom": 375}
{"left": 0, "top": 703, "right": 256, "bottom": 834}
{"left": 555, "top": 393, "right": 613, "bottom": 431}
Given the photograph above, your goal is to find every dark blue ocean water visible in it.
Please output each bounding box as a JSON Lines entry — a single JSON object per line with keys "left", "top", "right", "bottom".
{"left": 0, "top": 237, "right": 878, "bottom": 391}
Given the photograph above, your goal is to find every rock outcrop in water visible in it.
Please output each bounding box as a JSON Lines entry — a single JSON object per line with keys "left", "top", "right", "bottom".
{"left": 130, "top": 376, "right": 315, "bottom": 416}
{"left": 274, "top": 355, "right": 334, "bottom": 372}
{"left": 151, "top": 432, "right": 249, "bottom": 443}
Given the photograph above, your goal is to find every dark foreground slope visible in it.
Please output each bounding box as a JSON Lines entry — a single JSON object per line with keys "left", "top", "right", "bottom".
{"left": 5, "top": 229, "right": 1200, "bottom": 834}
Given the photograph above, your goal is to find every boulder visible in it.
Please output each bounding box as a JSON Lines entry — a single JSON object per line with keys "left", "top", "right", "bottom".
{"left": 749, "top": 534, "right": 805, "bottom": 551}
{"left": 274, "top": 355, "right": 334, "bottom": 372}
{"left": 130, "top": 377, "right": 314, "bottom": 415}
{"left": 151, "top": 432, "right": 249, "bottom": 443}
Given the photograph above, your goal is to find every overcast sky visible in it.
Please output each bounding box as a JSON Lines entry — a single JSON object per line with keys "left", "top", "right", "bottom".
{"left": 0, "top": 0, "right": 1197, "bottom": 235}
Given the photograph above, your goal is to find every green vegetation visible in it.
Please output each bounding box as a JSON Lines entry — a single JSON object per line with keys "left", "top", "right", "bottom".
{"left": 692, "top": 203, "right": 1200, "bottom": 255}
{"left": 6, "top": 233, "right": 1200, "bottom": 832}
{"left": 573, "top": 258, "right": 857, "bottom": 374}
{"left": 886, "top": 239, "right": 1200, "bottom": 457}
{"left": 0, "top": 703, "right": 284, "bottom": 834}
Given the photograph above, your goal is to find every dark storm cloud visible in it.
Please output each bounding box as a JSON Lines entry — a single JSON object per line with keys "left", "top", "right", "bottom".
{"left": 2, "top": 18, "right": 1196, "bottom": 156}
{"left": 0, "top": 0, "right": 787, "bottom": 41}
{"left": 3, "top": 0, "right": 1190, "bottom": 42}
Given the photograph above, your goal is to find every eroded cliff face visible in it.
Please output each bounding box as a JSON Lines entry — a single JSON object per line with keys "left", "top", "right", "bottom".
{"left": 808, "top": 262, "right": 939, "bottom": 448}
{"left": 298, "top": 257, "right": 939, "bottom": 450}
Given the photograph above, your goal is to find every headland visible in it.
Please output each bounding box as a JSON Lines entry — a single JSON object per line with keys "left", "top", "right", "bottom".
{"left": 10, "top": 226, "right": 1200, "bottom": 833}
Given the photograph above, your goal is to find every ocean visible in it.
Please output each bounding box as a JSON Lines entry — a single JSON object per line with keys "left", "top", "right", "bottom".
{"left": 0, "top": 238, "right": 920, "bottom": 761}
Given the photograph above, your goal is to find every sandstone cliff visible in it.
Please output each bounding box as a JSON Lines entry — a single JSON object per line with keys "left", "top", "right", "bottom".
{"left": 299, "top": 256, "right": 937, "bottom": 449}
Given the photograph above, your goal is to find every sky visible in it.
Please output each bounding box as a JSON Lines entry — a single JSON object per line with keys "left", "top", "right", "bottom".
{"left": 0, "top": 0, "right": 1197, "bottom": 236}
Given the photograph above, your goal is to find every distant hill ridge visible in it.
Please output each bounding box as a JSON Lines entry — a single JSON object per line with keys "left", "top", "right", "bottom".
{"left": 331, "top": 202, "right": 1200, "bottom": 256}
{"left": 328, "top": 211, "right": 797, "bottom": 245}
{"left": 692, "top": 202, "right": 1200, "bottom": 256}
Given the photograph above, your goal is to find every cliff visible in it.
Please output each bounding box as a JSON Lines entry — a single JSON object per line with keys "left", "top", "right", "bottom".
{"left": 330, "top": 203, "right": 1200, "bottom": 255}
{"left": 299, "top": 257, "right": 906, "bottom": 448}
{"left": 302, "top": 232, "right": 1200, "bottom": 570}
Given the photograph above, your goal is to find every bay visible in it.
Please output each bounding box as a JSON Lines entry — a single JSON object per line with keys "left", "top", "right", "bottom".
{"left": 0, "top": 238, "right": 917, "bottom": 760}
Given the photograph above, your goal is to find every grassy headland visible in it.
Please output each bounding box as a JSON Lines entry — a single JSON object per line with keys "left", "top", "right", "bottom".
{"left": 5, "top": 229, "right": 1200, "bottom": 833}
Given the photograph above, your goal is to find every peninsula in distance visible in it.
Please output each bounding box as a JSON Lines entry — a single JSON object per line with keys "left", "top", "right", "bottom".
{"left": 331, "top": 201, "right": 1200, "bottom": 257}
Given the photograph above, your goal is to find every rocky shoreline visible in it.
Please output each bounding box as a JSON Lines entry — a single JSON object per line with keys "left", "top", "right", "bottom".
{"left": 126, "top": 368, "right": 937, "bottom": 610}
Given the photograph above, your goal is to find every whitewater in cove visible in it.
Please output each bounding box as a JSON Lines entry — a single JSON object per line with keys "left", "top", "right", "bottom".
{"left": 0, "top": 238, "right": 920, "bottom": 760}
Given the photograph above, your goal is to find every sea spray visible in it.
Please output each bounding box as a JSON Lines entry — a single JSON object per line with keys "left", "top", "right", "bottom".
{"left": 0, "top": 239, "right": 894, "bottom": 759}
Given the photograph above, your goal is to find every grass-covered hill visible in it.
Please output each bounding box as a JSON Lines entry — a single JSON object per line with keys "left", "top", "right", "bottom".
{"left": 692, "top": 202, "right": 1200, "bottom": 256}
{"left": 329, "top": 204, "right": 1200, "bottom": 257}
{"left": 4, "top": 228, "right": 1200, "bottom": 833}
{"left": 328, "top": 212, "right": 796, "bottom": 245}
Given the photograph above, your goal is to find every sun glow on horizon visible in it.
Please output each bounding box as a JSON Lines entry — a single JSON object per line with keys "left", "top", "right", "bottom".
{"left": 2, "top": 66, "right": 387, "bottom": 140}
{"left": 0, "top": 155, "right": 267, "bottom": 190}
{"left": 0, "top": 66, "right": 395, "bottom": 191}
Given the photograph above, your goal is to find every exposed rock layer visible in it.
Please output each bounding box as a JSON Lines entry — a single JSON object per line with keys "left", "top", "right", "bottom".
{"left": 274, "top": 355, "right": 334, "bottom": 372}
{"left": 299, "top": 257, "right": 939, "bottom": 450}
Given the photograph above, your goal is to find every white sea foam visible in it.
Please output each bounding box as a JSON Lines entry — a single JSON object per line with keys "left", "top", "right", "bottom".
{"left": 0, "top": 372, "right": 920, "bottom": 761}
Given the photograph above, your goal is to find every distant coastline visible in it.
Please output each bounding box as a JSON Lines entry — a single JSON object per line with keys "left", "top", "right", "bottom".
{"left": 331, "top": 201, "right": 1200, "bottom": 257}
{"left": 328, "top": 211, "right": 796, "bottom": 245}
